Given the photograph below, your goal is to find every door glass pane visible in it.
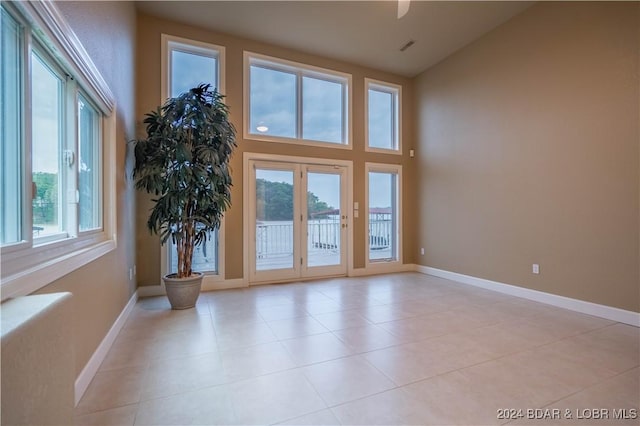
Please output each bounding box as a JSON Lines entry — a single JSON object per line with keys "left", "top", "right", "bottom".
{"left": 307, "top": 172, "right": 341, "bottom": 267}
{"left": 368, "top": 88, "right": 395, "bottom": 150}
{"left": 1, "top": 8, "right": 22, "bottom": 245}
{"left": 78, "top": 95, "right": 101, "bottom": 231}
{"left": 302, "top": 76, "right": 343, "bottom": 144}
{"left": 368, "top": 172, "right": 398, "bottom": 261}
{"left": 255, "top": 169, "right": 294, "bottom": 271}
{"left": 32, "top": 52, "right": 64, "bottom": 239}
{"left": 170, "top": 49, "right": 217, "bottom": 97}
{"left": 250, "top": 66, "right": 296, "bottom": 138}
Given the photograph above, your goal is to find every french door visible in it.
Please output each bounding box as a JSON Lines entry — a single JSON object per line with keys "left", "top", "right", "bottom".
{"left": 248, "top": 160, "right": 348, "bottom": 283}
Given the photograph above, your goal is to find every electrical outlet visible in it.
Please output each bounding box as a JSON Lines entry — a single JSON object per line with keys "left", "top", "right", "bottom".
{"left": 129, "top": 268, "right": 133, "bottom": 280}
{"left": 420, "top": 247, "right": 425, "bottom": 255}
{"left": 532, "top": 264, "right": 540, "bottom": 274}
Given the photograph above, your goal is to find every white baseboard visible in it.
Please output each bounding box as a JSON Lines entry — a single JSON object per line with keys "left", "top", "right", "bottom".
{"left": 136, "top": 284, "right": 165, "bottom": 297}
{"left": 415, "top": 265, "right": 639, "bottom": 327}
{"left": 349, "top": 263, "right": 415, "bottom": 277}
{"left": 203, "top": 278, "right": 247, "bottom": 291}
{"left": 137, "top": 278, "right": 248, "bottom": 298}
{"left": 74, "top": 291, "right": 138, "bottom": 406}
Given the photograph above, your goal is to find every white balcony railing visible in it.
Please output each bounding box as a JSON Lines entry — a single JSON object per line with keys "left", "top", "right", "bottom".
{"left": 255, "top": 218, "right": 393, "bottom": 268}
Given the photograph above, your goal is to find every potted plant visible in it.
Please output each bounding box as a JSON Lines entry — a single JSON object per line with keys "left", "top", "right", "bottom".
{"left": 133, "top": 84, "right": 236, "bottom": 309}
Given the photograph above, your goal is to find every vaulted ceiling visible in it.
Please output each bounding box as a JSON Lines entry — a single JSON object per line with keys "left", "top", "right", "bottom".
{"left": 136, "top": 1, "right": 533, "bottom": 77}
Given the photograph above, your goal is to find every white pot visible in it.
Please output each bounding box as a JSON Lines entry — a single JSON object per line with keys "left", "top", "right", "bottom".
{"left": 162, "top": 272, "right": 203, "bottom": 310}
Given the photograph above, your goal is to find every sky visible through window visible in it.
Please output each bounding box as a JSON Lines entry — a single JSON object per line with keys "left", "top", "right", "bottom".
{"left": 302, "top": 76, "right": 343, "bottom": 143}
{"left": 369, "top": 89, "right": 395, "bottom": 149}
{"left": 31, "top": 53, "right": 61, "bottom": 174}
{"left": 250, "top": 64, "right": 345, "bottom": 144}
{"left": 250, "top": 66, "right": 296, "bottom": 138}
{"left": 170, "top": 50, "right": 217, "bottom": 98}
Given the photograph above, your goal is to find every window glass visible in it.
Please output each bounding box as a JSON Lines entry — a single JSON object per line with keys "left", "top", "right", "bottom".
{"left": 368, "top": 89, "right": 395, "bottom": 150}
{"left": 78, "top": 95, "right": 101, "bottom": 231}
{"left": 367, "top": 81, "right": 400, "bottom": 151}
{"left": 247, "top": 55, "right": 350, "bottom": 146}
{"left": 169, "top": 230, "right": 218, "bottom": 274}
{"left": 1, "top": 9, "right": 23, "bottom": 245}
{"left": 167, "top": 38, "right": 221, "bottom": 274}
{"left": 302, "top": 76, "right": 343, "bottom": 144}
{"left": 368, "top": 171, "right": 398, "bottom": 262}
{"left": 31, "top": 51, "right": 64, "bottom": 239}
{"left": 170, "top": 49, "right": 217, "bottom": 97}
{"left": 250, "top": 65, "right": 297, "bottom": 139}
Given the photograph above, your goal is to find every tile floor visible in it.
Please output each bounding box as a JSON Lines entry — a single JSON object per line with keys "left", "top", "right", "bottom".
{"left": 75, "top": 272, "right": 639, "bottom": 425}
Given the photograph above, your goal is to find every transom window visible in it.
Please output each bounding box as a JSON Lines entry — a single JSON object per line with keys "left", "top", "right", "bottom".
{"left": 162, "top": 34, "right": 224, "bottom": 101}
{"left": 1, "top": 2, "right": 116, "bottom": 300}
{"left": 365, "top": 79, "right": 401, "bottom": 153}
{"left": 245, "top": 53, "right": 351, "bottom": 148}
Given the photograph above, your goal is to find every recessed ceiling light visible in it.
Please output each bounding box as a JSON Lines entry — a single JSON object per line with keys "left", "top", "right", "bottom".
{"left": 256, "top": 124, "right": 269, "bottom": 133}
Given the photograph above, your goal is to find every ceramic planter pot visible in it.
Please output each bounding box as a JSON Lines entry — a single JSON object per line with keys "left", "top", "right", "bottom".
{"left": 162, "top": 272, "right": 203, "bottom": 310}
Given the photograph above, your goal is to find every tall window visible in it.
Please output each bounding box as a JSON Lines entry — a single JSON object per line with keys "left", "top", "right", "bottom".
{"left": 1, "top": 10, "right": 104, "bottom": 247}
{"left": 1, "top": 2, "right": 115, "bottom": 300}
{"left": 365, "top": 79, "right": 401, "bottom": 153}
{"left": 163, "top": 34, "right": 224, "bottom": 276}
{"left": 246, "top": 53, "right": 351, "bottom": 147}
{"left": 366, "top": 164, "right": 402, "bottom": 264}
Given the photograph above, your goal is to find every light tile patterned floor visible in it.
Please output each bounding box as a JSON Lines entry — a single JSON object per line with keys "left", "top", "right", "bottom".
{"left": 74, "top": 272, "right": 639, "bottom": 425}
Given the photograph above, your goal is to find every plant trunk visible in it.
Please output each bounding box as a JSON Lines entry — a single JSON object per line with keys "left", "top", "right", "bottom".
{"left": 176, "top": 232, "right": 185, "bottom": 277}
{"left": 184, "top": 220, "right": 194, "bottom": 277}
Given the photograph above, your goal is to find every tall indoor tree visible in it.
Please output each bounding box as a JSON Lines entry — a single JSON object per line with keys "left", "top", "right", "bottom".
{"left": 133, "top": 84, "right": 236, "bottom": 308}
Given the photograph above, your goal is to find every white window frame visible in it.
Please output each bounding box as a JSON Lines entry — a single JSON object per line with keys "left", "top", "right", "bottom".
{"left": 364, "top": 162, "right": 403, "bottom": 272}
{"left": 160, "top": 34, "right": 226, "bottom": 285}
{"left": 1, "top": 1, "right": 117, "bottom": 301}
{"left": 243, "top": 51, "right": 353, "bottom": 150}
{"left": 364, "top": 78, "right": 402, "bottom": 155}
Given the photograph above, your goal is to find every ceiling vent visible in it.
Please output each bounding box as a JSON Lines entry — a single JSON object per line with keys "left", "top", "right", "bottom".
{"left": 399, "top": 40, "right": 415, "bottom": 52}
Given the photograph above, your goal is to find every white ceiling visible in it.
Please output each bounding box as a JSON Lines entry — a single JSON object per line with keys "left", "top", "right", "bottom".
{"left": 136, "top": 1, "right": 534, "bottom": 77}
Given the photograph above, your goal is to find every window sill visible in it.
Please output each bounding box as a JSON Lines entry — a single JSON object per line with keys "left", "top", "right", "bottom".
{"left": 1, "top": 239, "right": 116, "bottom": 301}
{"left": 365, "top": 147, "right": 403, "bottom": 156}
{"left": 244, "top": 133, "right": 352, "bottom": 151}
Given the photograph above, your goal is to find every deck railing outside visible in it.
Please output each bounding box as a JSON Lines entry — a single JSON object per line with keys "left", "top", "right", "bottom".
{"left": 255, "top": 218, "right": 392, "bottom": 262}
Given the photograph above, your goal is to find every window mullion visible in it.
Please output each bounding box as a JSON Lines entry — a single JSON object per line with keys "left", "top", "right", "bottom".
{"left": 297, "top": 70, "right": 303, "bottom": 139}
{"left": 65, "top": 77, "right": 79, "bottom": 238}
{"left": 342, "top": 82, "right": 347, "bottom": 144}
{"left": 391, "top": 92, "right": 397, "bottom": 149}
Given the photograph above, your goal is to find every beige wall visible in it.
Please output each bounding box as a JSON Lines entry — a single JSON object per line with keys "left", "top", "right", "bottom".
{"left": 415, "top": 2, "right": 639, "bottom": 312}
{"left": 136, "top": 13, "right": 417, "bottom": 285}
{"left": 34, "top": 1, "right": 137, "bottom": 376}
